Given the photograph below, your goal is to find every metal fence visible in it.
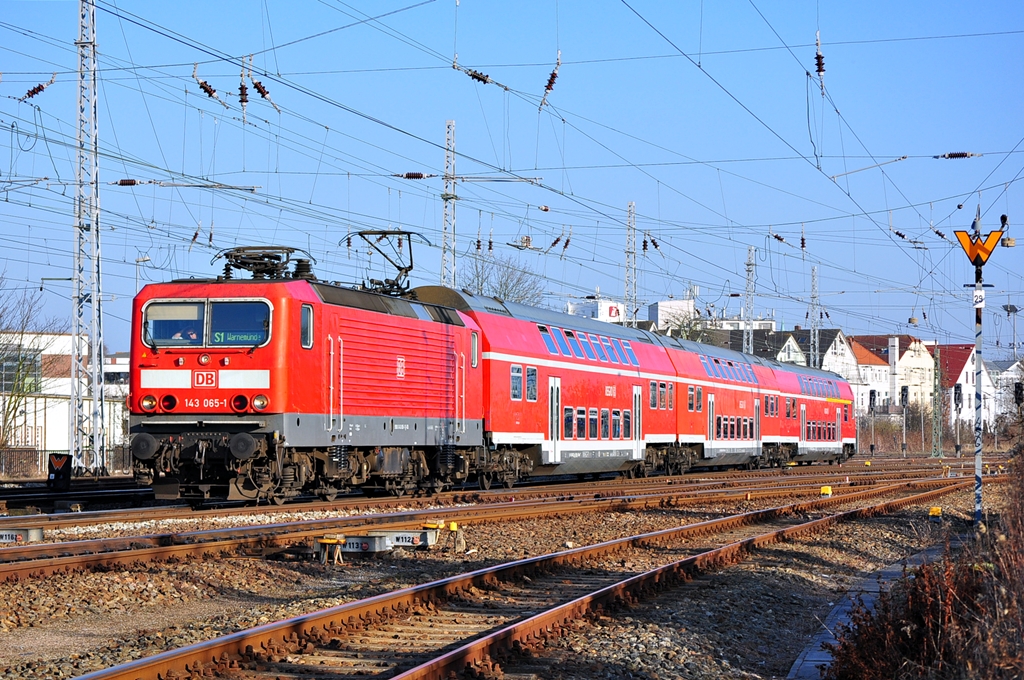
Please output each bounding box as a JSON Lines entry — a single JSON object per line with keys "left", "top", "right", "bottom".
{"left": 0, "top": 446, "right": 132, "bottom": 481}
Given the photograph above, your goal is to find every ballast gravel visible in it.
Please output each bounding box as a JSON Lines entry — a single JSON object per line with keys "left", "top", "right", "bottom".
{"left": 0, "top": 482, "right": 1006, "bottom": 680}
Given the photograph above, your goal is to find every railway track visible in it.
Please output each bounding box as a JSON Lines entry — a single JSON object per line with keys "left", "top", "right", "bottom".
{"left": 0, "top": 472, "right": 970, "bottom": 583}
{"left": 0, "top": 459, "right": 974, "bottom": 535}
{"left": 73, "top": 480, "right": 970, "bottom": 680}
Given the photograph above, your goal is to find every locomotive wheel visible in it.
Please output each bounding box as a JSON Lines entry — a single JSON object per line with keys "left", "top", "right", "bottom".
{"left": 502, "top": 476, "right": 514, "bottom": 489}
{"left": 320, "top": 490, "right": 338, "bottom": 502}
{"left": 270, "top": 494, "right": 286, "bottom": 505}
{"left": 478, "top": 473, "right": 493, "bottom": 491}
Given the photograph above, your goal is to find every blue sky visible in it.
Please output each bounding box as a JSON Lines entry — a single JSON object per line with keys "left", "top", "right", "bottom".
{"left": 1, "top": 0, "right": 1022, "bottom": 353}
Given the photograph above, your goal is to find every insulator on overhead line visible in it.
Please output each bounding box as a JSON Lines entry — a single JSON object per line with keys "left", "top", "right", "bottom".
{"left": 825, "top": 310, "right": 831, "bottom": 320}
{"left": 923, "top": 310, "right": 927, "bottom": 320}
{"left": 466, "top": 68, "right": 491, "bottom": 84}
{"left": 934, "top": 152, "right": 980, "bottom": 159}
{"left": 650, "top": 236, "right": 660, "bottom": 250}
{"left": 935, "top": 230, "right": 946, "bottom": 239}
{"left": 397, "top": 236, "right": 403, "bottom": 252}
{"left": 19, "top": 73, "right": 56, "bottom": 102}
{"left": 238, "top": 81, "right": 248, "bottom": 105}
{"left": 117, "top": 179, "right": 138, "bottom": 186}
{"left": 895, "top": 230, "right": 906, "bottom": 239}
{"left": 550, "top": 236, "right": 561, "bottom": 249}
{"left": 772, "top": 233, "right": 785, "bottom": 243}
{"left": 642, "top": 238, "right": 648, "bottom": 253}
{"left": 815, "top": 52, "right": 825, "bottom": 76}
{"left": 250, "top": 72, "right": 281, "bottom": 113}
{"left": 538, "top": 205, "right": 550, "bottom": 212}
{"left": 801, "top": 236, "right": 806, "bottom": 249}
{"left": 563, "top": 236, "right": 570, "bottom": 251}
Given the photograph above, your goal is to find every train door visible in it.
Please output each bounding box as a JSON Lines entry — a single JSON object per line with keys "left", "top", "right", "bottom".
{"left": 632, "top": 385, "right": 643, "bottom": 461}
{"left": 546, "top": 376, "right": 561, "bottom": 464}
{"left": 799, "top": 403, "right": 807, "bottom": 454}
{"left": 705, "top": 392, "right": 715, "bottom": 458}
{"left": 836, "top": 408, "right": 843, "bottom": 454}
{"left": 324, "top": 319, "right": 342, "bottom": 432}
{"left": 754, "top": 398, "right": 761, "bottom": 459}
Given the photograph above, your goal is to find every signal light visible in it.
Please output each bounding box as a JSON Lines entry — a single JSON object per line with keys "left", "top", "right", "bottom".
{"left": 954, "top": 383, "right": 963, "bottom": 407}
{"left": 141, "top": 395, "right": 157, "bottom": 411}
{"left": 198, "top": 354, "right": 211, "bottom": 365}
{"left": 160, "top": 395, "right": 178, "bottom": 411}
{"left": 231, "top": 394, "right": 249, "bottom": 412}
{"left": 1015, "top": 382, "right": 1023, "bottom": 407}
{"left": 252, "top": 394, "right": 269, "bottom": 411}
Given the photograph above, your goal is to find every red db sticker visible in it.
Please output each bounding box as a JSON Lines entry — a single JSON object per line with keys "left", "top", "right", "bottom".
{"left": 193, "top": 371, "right": 217, "bottom": 388}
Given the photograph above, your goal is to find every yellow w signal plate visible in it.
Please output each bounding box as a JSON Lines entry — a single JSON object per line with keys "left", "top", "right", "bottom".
{"left": 955, "top": 230, "right": 1002, "bottom": 266}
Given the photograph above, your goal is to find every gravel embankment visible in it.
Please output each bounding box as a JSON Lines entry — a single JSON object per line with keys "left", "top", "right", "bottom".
{"left": 0, "top": 483, "right": 1004, "bottom": 679}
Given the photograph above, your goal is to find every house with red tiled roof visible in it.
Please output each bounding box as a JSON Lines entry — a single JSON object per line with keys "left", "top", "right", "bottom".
{"left": 849, "top": 334, "right": 934, "bottom": 412}
{"left": 928, "top": 343, "right": 995, "bottom": 429}
{"left": 848, "top": 339, "right": 890, "bottom": 415}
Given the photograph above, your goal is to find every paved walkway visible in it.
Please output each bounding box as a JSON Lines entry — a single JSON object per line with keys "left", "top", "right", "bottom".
{"left": 786, "top": 538, "right": 962, "bottom": 679}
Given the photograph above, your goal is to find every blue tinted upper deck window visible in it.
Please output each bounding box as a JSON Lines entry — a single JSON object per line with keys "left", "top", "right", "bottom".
{"left": 611, "top": 339, "right": 631, "bottom": 365}
{"left": 710, "top": 358, "right": 723, "bottom": 379}
{"left": 745, "top": 364, "right": 757, "bottom": 383}
{"left": 601, "top": 337, "right": 620, "bottom": 364}
{"left": 621, "top": 340, "right": 639, "bottom": 366}
{"left": 552, "top": 327, "right": 572, "bottom": 356}
{"left": 699, "top": 355, "right": 712, "bottom": 376}
{"left": 564, "top": 330, "right": 585, "bottom": 358}
{"left": 589, "top": 334, "right": 608, "bottom": 361}
{"left": 538, "top": 325, "right": 559, "bottom": 355}
{"left": 578, "top": 333, "right": 597, "bottom": 360}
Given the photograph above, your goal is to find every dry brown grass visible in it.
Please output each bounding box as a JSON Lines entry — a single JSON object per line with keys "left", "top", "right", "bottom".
{"left": 823, "top": 459, "right": 1024, "bottom": 679}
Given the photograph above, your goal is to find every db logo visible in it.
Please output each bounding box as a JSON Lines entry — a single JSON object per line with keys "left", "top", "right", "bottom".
{"left": 193, "top": 371, "right": 217, "bottom": 388}
{"left": 608, "top": 305, "right": 619, "bottom": 318}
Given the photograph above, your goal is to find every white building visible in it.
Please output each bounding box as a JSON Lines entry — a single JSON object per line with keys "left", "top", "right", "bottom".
{"left": 930, "top": 344, "right": 996, "bottom": 428}
{"left": 566, "top": 297, "right": 626, "bottom": 324}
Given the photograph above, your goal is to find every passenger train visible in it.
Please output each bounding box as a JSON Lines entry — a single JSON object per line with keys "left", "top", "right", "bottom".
{"left": 129, "top": 245, "right": 856, "bottom": 504}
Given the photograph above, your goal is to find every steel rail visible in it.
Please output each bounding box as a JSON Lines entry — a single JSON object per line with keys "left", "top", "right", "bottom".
{"left": 73, "top": 479, "right": 969, "bottom": 680}
{"left": 0, "top": 477, "right": 965, "bottom": 582}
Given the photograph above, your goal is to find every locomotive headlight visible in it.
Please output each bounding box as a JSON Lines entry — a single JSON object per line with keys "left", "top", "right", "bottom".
{"left": 252, "top": 394, "right": 269, "bottom": 411}
{"left": 140, "top": 395, "right": 157, "bottom": 411}
{"left": 198, "top": 353, "right": 211, "bottom": 365}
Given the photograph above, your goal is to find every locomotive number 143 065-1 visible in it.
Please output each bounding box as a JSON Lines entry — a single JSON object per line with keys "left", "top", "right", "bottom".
{"left": 185, "top": 398, "right": 229, "bottom": 409}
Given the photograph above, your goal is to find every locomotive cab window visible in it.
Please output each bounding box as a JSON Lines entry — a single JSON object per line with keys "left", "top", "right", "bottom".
{"left": 301, "top": 304, "right": 313, "bottom": 349}
{"left": 210, "top": 301, "right": 271, "bottom": 347}
{"left": 143, "top": 301, "right": 206, "bottom": 346}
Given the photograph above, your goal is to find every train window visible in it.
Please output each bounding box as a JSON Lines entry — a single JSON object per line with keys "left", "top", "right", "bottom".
{"left": 687, "top": 386, "right": 695, "bottom": 411}
{"left": 589, "top": 409, "right": 599, "bottom": 439}
{"left": 621, "top": 340, "right": 639, "bottom": 366}
{"left": 709, "top": 359, "right": 723, "bottom": 379}
{"left": 764, "top": 398, "right": 770, "bottom": 417}
{"left": 471, "top": 332, "right": 479, "bottom": 368}
{"left": 668, "top": 384, "right": 674, "bottom": 410}
{"left": 612, "top": 410, "right": 621, "bottom": 438}
{"left": 538, "top": 326, "right": 560, "bottom": 355}
{"left": 772, "top": 396, "right": 778, "bottom": 417}
{"left": 577, "top": 408, "right": 587, "bottom": 439}
{"left": 300, "top": 305, "right": 313, "bottom": 349}
{"left": 729, "top": 417, "right": 736, "bottom": 439}
{"left": 650, "top": 381, "right": 658, "bottom": 408}
{"left": 611, "top": 339, "right": 630, "bottom": 365}
{"left": 742, "top": 418, "right": 749, "bottom": 439}
{"left": 552, "top": 328, "right": 572, "bottom": 356}
{"left": 785, "top": 398, "right": 792, "bottom": 418}
{"left": 564, "top": 406, "right": 574, "bottom": 439}
{"left": 601, "top": 338, "right": 620, "bottom": 364}
{"left": 600, "top": 409, "right": 610, "bottom": 439}
{"left": 578, "top": 334, "right": 598, "bottom": 360}
{"left": 209, "top": 301, "right": 270, "bottom": 347}
{"left": 144, "top": 301, "right": 206, "bottom": 346}
{"left": 716, "top": 416, "right": 723, "bottom": 439}
{"left": 526, "top": 367, "right": 538, "bottom": 401}
{"left": 843, "top": 404, "right": 849, "bottom": 422}
{"left": 589, "top": 334, "right": 609, "bottom": 361}
{"left": 659, "top": 382, "right": 667, "bottom": 409}
{"left": 623, "top": 410, "right": 632, "bottom": 438}
{"left": 748, "top": 364, "right": 759, "bottom": 383}
{"left": 563, "top": 330, "right": 585, "bottom": 359}
{"left": 696, "top": 387, "right": 703, "bottom": 411}
{"left": 510, "top": 365, "right": 523, "bottom": 400}
{"left": 699, "top": 355, "right": 712, "bottom": 376}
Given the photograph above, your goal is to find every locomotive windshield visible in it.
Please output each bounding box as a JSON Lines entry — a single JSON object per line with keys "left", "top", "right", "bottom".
{"left": 209, "top": 301, "right": 270, "bottom": 346}
{"left": 143, "top": 302, "right": 206, "bottom": 346}
{"left": 142, "top": 300, "right": 270, "bottom": 347}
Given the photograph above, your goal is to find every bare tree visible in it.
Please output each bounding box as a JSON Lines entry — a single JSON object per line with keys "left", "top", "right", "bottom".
{"left": 462, "top": 253, "right": 546, "bottom": 306}
{"left": 0, "top": 280, "right": 69, "bottom": 450}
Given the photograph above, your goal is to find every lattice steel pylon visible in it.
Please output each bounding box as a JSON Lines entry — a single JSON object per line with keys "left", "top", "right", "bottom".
{"left": 440, "top": 120, "right": 457, "bottom": 288}
{"left": 809, "top": 266, "right": 820, "bottom": 369}
{"left": 625, "top": 201, "right": 637, "bottom": 328}
{"left": 743, "top": 246, "right": 755, "bottom": 355}
{"left": 72, "top": 0, "right": 106, "bottom": 474}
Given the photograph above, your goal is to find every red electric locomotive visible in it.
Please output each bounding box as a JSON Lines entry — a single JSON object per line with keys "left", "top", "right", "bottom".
{"left": 129, "top": 244, "right": 856, "bottom": 504}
